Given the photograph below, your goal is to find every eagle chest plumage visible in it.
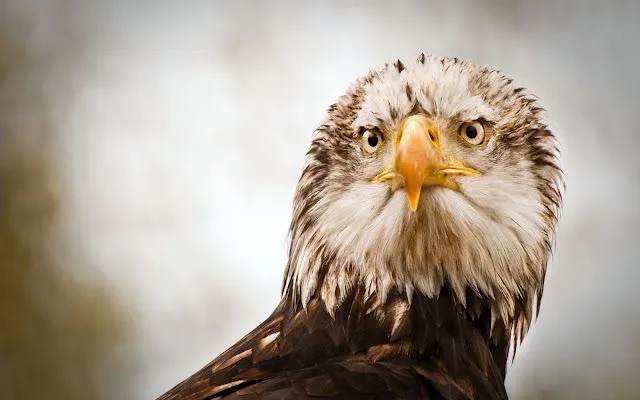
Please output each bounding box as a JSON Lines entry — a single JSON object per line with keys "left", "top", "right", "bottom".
{"left": 160, "top": 286, "right": 510, "bottom": 400}
{"left": 158, "top": 54, "right": 563, "bottom": 400}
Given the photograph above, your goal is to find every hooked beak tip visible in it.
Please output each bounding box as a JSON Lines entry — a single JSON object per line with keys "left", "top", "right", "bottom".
{"left": 407, "top": 194, "right": 420, "bottom": 212}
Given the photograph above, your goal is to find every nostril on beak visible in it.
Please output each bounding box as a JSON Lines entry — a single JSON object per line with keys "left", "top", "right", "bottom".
{"left": 428, "top": 128, "right": 438, "bottom": 144}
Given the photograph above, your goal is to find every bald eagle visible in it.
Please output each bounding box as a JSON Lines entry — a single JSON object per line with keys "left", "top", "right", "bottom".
{"left": 158, "top": 54, "right": 563, "bottom": 400}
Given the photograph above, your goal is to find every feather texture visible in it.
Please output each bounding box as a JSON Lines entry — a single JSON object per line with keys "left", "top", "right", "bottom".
{"left": 159, "top": 288, "right": 509, "bottom": 400}
{"left": 157, "top": 54, "right": 563, "bottom": 399}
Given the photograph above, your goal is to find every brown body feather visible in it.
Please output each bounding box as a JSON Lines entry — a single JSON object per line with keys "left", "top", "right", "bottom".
{"left": 158, "top": 286, "right": 509, "bottom": 399}
{"left": 158, "top": 54, "right": 563, "bottom": 400}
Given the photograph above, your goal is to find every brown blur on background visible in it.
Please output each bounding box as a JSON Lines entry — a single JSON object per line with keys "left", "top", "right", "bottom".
{"left": 0, "top": 1, "right": 639, "bottom": 399}
{"left": 0, "top": 23, "right": 133, "bottom": 398}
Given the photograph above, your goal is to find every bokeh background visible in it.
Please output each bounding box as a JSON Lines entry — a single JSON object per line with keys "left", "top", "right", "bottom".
{"left": 0, "top": 0, "right": 638, "bottom": 399}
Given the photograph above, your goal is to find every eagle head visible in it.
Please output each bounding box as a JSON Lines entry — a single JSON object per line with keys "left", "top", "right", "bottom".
{"left": 284, "top": 54, "right": 563, "bottom": 342}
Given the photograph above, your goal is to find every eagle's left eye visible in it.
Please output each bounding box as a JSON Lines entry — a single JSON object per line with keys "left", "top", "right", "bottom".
{"left": 362, "top": 129, "right": 383, "bottom": 153}
{"left": 459, "top": 121, "right": 485, "bottom": 145}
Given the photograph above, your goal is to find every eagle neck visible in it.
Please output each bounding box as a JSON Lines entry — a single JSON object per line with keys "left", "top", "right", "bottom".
{"left": 283, "top": 283, "right": 511, "bottom": 382}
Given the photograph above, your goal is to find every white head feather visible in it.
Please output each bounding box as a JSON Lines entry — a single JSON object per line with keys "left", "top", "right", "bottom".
{"left": 283, "top": 55, "right": 563, "bottom": 342}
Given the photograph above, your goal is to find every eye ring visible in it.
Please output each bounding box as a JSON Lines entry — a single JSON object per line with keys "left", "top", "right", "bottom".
{"left": 361, "top": 129, "right": 383, "bottom": 153}
{"left": 459, "top": 121, "right": 486, "bottom": 146}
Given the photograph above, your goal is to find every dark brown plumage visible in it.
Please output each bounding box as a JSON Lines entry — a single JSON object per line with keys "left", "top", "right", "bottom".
{"left": 157, "top": 54, "right": 563, "bottom": 399}
{"left": 160, "top": 288, "right": 510, "bottom": 400}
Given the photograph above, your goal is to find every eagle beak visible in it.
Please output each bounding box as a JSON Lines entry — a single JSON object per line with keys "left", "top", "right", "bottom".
{"left": 394, "top": 115, "right": 442, "bottom": 211}
{"left": 372, "top": 115, "right": 479, "bottom": 212}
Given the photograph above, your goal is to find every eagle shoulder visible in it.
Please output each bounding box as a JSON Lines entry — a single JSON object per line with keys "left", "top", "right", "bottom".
{"left": 157, "top": 288, "right": 509, "bottom": 400}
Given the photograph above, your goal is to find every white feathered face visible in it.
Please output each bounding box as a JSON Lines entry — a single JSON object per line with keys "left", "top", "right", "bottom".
{"left": 285, "top": 55, "right": 563, "bottom": 336}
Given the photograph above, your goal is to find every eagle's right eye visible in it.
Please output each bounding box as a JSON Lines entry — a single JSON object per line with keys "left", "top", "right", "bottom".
{"left": 362, "top": 129, "right": 383, "bottom": 154}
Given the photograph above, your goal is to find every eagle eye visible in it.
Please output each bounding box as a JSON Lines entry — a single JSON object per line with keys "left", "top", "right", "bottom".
{"left": 362, "top": 129, "right": 383, "bottom": 153}
{"left": 459, "top": 121, "right": 485, "bottom": 146}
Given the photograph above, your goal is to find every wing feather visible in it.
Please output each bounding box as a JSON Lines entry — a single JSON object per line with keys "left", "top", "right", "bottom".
{"left": 157, "top": 288, "right": 509, "bottom": 400}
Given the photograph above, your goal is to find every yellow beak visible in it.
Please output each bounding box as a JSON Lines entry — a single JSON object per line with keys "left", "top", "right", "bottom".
{"left": 394, "top": 115, "right": 442, "bottom": 211}
{"left": 374, "top": 115, "right": 479, "bottom": 212}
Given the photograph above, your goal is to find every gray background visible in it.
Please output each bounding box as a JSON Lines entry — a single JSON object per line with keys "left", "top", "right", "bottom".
{"left": 0, "top": 1, "right": 638, "bottom": 399}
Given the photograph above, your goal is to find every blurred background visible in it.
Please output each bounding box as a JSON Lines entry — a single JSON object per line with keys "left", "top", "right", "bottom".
{"left": 0, "top": 0, "right": 638, "bottom": 399}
